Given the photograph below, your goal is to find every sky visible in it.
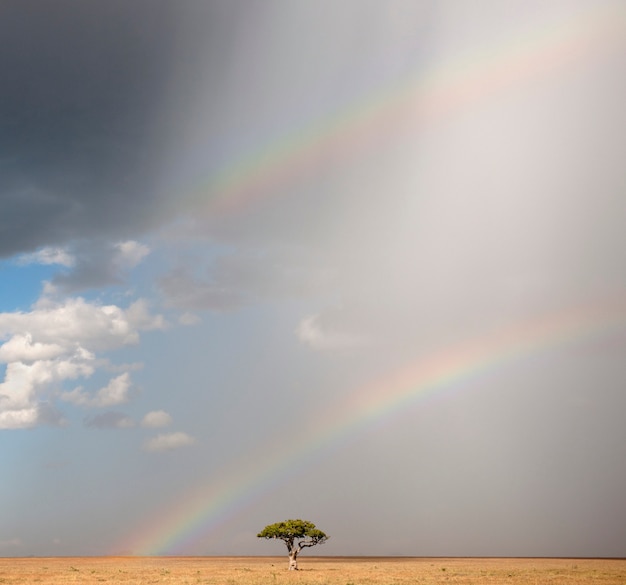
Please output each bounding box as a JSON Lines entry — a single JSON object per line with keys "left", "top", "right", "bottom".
{"left": 1, "top": 0, "right": 626, "bottom": 558}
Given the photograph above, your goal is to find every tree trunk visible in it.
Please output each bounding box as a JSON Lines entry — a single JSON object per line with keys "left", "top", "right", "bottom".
{"left": 288, "top": 550, "right": 299, "bottom": 570}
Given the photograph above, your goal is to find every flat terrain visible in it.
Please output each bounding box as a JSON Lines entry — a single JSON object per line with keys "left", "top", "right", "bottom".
{"left": 0, "top": 556, "right": 625, "bottom": 584}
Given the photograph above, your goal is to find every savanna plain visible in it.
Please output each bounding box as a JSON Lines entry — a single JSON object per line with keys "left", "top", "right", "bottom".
{"left": 0, "top": 557, "right": 625, "bottom": 585}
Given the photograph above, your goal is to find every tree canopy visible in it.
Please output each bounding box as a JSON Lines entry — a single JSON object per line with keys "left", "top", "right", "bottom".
{"left": 257, "top": 519, "right": 328, "bottom": 570}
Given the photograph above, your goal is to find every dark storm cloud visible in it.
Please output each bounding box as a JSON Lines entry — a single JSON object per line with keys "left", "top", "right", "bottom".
{"left": 0, "top": 1, "right": 194, "bottom": 257}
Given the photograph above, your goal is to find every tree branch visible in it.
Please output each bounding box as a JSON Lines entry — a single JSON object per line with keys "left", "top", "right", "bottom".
{"left": 297, "top": 537, "right": 327, "bottom": 551}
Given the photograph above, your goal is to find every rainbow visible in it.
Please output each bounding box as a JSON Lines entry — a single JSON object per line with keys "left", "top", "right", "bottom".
{"left": 123, "top": 297, "right": 626, "bottom": 555}
{"left": 123, "top": 4, "right": 626, "bottom": 556}
{"left": 181, "top": 2, "right": 623, "bottom": 219}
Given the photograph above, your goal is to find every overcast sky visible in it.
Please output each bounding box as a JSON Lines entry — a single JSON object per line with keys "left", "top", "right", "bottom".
{"left": 2, "top": 0, "right": 626, "bottom": 558}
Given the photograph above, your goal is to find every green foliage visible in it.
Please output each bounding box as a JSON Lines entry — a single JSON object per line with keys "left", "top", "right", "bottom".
{"left": 257, "top": 519, "right": 328, "bottom": 551}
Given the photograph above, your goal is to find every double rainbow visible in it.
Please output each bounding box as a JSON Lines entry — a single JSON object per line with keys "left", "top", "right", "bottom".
{"left": 124, "top": 3, "right": 625, "bottom": 556}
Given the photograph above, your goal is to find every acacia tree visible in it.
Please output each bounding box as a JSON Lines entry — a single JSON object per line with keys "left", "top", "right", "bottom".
{"left": 257, "top": 519, "right": 328, "bottom": 570}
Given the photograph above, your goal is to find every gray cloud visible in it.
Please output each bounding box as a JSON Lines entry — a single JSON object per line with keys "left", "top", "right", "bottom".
{"left": 50, "top": 240, "right": 150, "bottom": 293}
{"left": 35, "top": 402, "right": 67, "bottom": 428}
{"left": 84, "top": 411, "right": 134, "bottom": 430}
{"left": 158, "top": 265, "right": 245, "bottom": 312}
{"left": 158, "top": 249, "right": 329, "bottom": 311}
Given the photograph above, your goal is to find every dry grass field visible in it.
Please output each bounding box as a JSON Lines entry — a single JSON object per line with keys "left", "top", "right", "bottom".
{"left": 0, "top": 556, "right": 624, "bottom": 585}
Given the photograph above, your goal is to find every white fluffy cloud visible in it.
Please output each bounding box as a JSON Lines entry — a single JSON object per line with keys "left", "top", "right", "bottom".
{"left": 61, "top": 373, "right": 131, "bottom": 408}
{"left": 0, "top": 296, "right": 164, "bottom": 429}
{"left": 142, "top": 432, "right": 195, "bottom": 452}
{"left": 141, "top": 410, "right": 172, "bottom": 428}
{"left": 0, "top": 297, "right": 143, "bottom": 350}
{"left": 0, "top": 333, "right": 65, "bottom": 363}
{"left": 94, "top": 373, "right": 131, "bottom": 406}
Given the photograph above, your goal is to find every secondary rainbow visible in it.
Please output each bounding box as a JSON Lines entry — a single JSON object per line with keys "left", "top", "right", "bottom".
{"left": 179, "top": 2, "right": 621, "bottom": 220}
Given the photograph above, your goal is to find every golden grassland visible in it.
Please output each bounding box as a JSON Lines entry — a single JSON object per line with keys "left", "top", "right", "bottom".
{"left": 0, "top": 556, "right": 625, "bottom": 584}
